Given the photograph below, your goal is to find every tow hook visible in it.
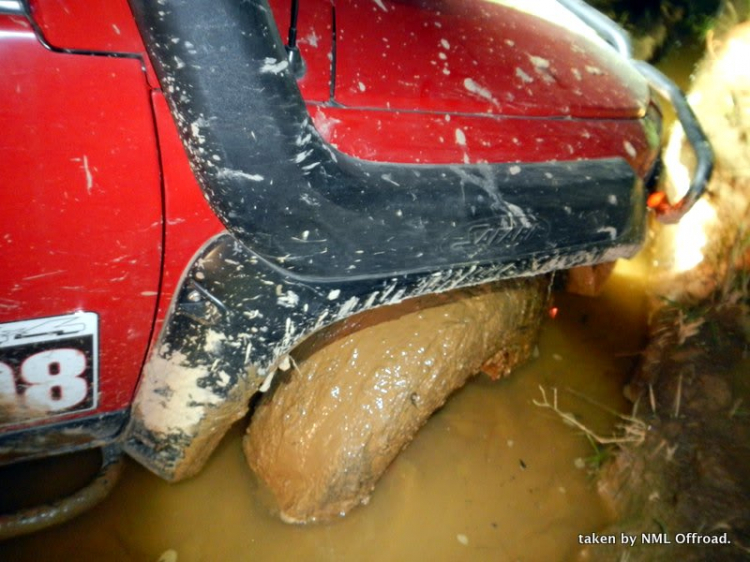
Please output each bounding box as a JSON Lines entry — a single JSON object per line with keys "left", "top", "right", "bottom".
{"left": 0, "top": 445, "right": 124, "bottom": 540}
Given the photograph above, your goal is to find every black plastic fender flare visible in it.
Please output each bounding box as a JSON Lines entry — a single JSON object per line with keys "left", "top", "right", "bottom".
{"left": 129, "top": 0, "right": 646, "bottom": 282}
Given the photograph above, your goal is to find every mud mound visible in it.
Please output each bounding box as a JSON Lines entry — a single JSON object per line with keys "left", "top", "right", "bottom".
{"left": 244, "top": 278, "right": 548, "bottom": 523}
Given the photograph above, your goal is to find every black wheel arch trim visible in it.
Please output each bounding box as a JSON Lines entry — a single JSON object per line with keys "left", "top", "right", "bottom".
{"left": 129, "top": 0, "right": 647, "bottom": 282}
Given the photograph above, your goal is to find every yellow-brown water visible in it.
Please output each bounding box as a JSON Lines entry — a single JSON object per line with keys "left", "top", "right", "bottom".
{"left": 0, "top": 262, "right": 648, "bottom": 562}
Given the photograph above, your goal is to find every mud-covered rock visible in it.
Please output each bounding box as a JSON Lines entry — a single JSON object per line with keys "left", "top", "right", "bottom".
{"left": 243, "top": 277, "right": 548, "bottom": 523}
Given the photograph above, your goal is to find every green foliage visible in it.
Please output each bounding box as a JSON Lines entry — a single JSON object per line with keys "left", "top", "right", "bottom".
{"left": 584, "top": 433, "right": 613, "bottom": 471}
{"left": 588, "top": 0, "right": 722, "bottom": 59}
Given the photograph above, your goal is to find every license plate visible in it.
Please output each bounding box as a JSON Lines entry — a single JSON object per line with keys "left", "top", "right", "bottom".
{"left": 0, "top": 312, "right": 99, "bottom": 429}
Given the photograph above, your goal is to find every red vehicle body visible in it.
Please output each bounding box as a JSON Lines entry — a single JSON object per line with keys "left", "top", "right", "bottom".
{"left": 1, "top": 0, "right": 707, "bottom": 536}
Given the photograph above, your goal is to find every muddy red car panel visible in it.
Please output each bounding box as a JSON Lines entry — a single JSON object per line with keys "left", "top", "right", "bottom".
{"left": 0, "top": 14, "right": 161, "bottom": 431}
{"left": 0, "top": 0, "right": 711, "bottom": 535}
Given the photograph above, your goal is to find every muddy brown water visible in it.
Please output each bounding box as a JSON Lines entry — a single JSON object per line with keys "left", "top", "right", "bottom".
{"left": 0, "top": 260, "right": 649, "bottom": 562}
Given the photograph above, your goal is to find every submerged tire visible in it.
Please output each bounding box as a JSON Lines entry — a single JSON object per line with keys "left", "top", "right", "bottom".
{"left": 243, "top": 277, "right": 548, "bottom": 523}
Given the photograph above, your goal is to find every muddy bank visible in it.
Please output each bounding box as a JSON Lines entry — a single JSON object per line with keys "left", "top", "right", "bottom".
{"left": 581, "top": 13, "right": 750, "bottom": 561}
{"left": 582, "top": 303, "right": 750, "bottom": 561}
{"left": 651, "top": 18, "right": 750, "bottom": 302}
